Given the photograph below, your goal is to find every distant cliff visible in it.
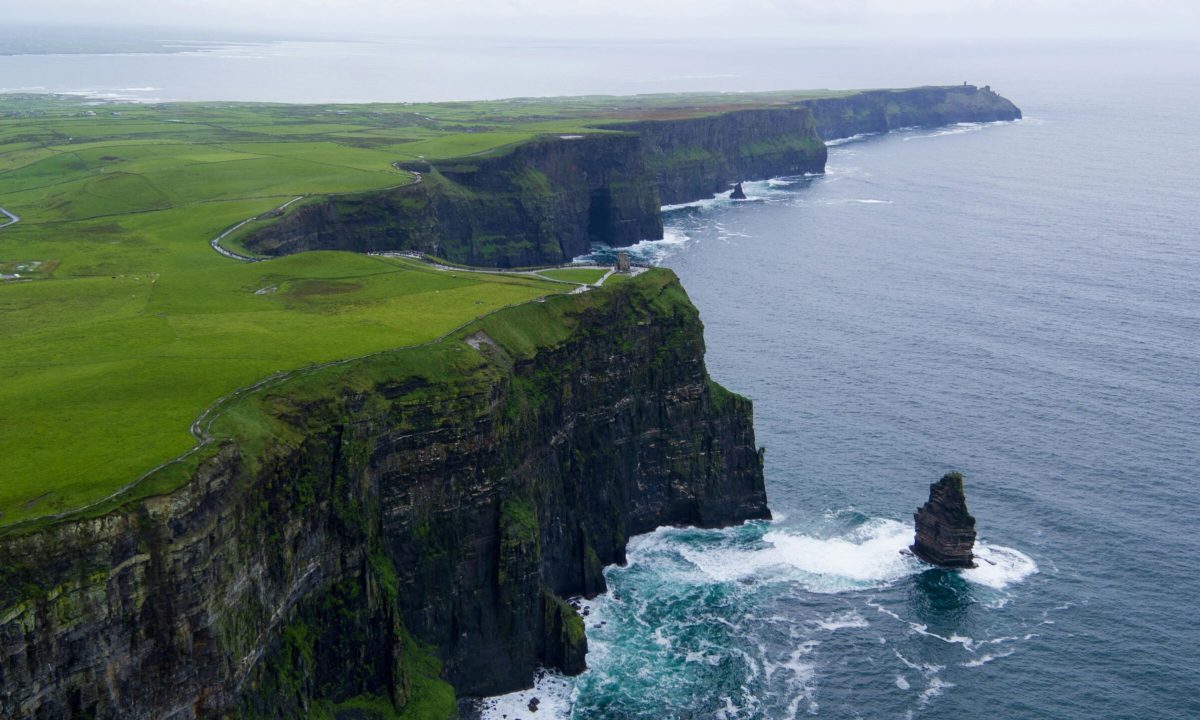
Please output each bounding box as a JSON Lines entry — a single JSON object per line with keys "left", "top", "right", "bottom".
{"left": 243, "top": 134, "right": 664, "bottom": 267}
{"left": 240, "top": 84, "right": 1020, "bottom": 266}
{"left": 607, "top": 107, "right": 827, "bottom": 206}
{"left": 0, "top": 270, "right": 769, "bottom": 719}
{"left": 241, "top": 107, "right": 827, "bottom": 266}
{"left": 800, "top": 84, "right": 1022, "bottom": 141}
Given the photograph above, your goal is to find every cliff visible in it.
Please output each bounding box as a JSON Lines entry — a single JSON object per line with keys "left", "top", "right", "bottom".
{"left": 606, "top": 107, "right": 826, "bottom": 206}
{"left": 800, "top": 84, "right": 1022, "bottom": 141}
{"left": 242, "top": 134, "right": 664, "bottom": 268}
{"left": 241, "top": 107, "right": 826, "bottom": 266}
{"left": 0, "top": 270, "right": 769, "bottom": 719}
{"left": 239, "top": 85, "right": 1019, "bottom": 266}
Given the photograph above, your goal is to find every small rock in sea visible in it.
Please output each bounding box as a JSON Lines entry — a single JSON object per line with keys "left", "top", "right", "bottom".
{"left": 528, "top": 697, "right": 540, "bottom": 712}
{"left": 910, "top": 471, "right": 977, "bottom": 568}
{"left": 730, "top": 182, "right": 748, "bottom": 200}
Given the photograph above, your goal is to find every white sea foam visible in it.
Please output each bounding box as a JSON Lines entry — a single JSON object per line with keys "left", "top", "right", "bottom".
{"left": 962, "top": 649, "right": 1016, "bottom": 668}
{"left": 661, "top": 178, "right": 793, "bottom": 211}
{"left": 620, "top": 227, "right": 692, "bottom": 264}
{"left": 909, "top": 624, "right": 977, "bottom": 651}
{"left": 825, "top": 132, "right": 878, "bottom": 146}
{"left": 814, "top": 610, "right": 870, "bottom": 631}
{"left": 761, "top": 520, "right": 918, "bottom": 586}
{"left": 804, "top": 197, "right": 892, "bottom": 206}
{"left": 962, "top": 544, "right": 1038, "bottom": 589}
{"left": 918, "top": 676, "right": 955, "bottom": 706}
{"left": 674, "top": 518, "right": 919, "bottom": 592}
{"left": 821, "top": 162, "right": 870, "bottom": 180}
{"left": 658, "top": 520, "right": 1038, "bottom": 595}
{"left": 478, "top": 668, "right": 574, "bottom": 720}
{"left": 892, "top": 649, "right": 943, "bottom": 676}
{"left": 579, "top": 227, "right": 692, "bottom": 267}
{"left": 661, "top": 194, "right": 723, "bottom": 212}
{"left": 903, "top": 120, "right": 1013, "bottom": 141}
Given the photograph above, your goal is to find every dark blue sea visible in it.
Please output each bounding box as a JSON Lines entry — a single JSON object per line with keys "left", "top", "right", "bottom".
{"left": 494, "top": 45, "right": 1200, "bottom": 720}
{"left": 6, "top": 31, "right": 1197, "bottom": 720}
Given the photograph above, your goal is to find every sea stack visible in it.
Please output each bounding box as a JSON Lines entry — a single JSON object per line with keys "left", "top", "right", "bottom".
{"left": 730, "top": 182, "right": 747, "bottom": 199}
{"left": 910, "top": 472, "right": 977, "bottom": 568}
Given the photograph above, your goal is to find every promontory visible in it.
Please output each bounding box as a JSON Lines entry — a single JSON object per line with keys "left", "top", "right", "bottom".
{"left": 0, "top": 84, "right": 1019, "bottom": 718}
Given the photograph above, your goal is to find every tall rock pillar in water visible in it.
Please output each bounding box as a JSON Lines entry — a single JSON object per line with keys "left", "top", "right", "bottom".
{"left": 910, "top": 472, "right": 977, "bottom": 568}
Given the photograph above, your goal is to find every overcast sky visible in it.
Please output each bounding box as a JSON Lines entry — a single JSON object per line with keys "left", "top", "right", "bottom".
{"left": 9, "top": 0, "right": 1199, "bottom": 42}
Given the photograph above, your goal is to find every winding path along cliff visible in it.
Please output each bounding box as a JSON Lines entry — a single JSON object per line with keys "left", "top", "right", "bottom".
{"left": 0, "top": 84, "right": 1021, "bottom": 719}
{"left": 241, "top": 85, "right": 1020, "bottom": 267}
{"left": 0, "top": 270, "right": 768, "bottom": 719}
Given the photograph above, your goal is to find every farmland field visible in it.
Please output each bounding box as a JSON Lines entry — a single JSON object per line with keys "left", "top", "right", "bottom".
{"left": 0, "top": 89, "right": 840, "bottom": 529}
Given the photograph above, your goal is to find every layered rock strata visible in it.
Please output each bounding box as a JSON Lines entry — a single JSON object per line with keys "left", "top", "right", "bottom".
{"left": 242, "top": 85, "right": 1020, "bottom": 267}
{"left": 0, "top": 270, "right": 769, "bottom": 719}
{"left": 242, "top": 133, "right": 664, "bottom": 267}
{"left": 910, "top": 472, "right": 977, "bottom": 568}
{"left": 607, "top": 106, "right": 826, "bottom": 206}
{"left": 802, "top": 84, "right": 1022, "bottom": 141}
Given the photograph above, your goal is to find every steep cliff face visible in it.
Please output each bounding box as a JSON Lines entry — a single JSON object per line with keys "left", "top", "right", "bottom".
{"left": 800, "top": 84, "right": 1022, "bottom": 141}
{"left": 241, "top": 108, "right": 828, "bottom": 266}
{"left": 242, "top": 133, "right": 664, "bottom": 267}
{"left": 607, "top": 107, "right": 827, "bottom": 205}
{"left": 0, "top": 270, "right": 769, "bottom": 718}
{"left": 239, "top": 86, "right": 1019, "bottom": 266}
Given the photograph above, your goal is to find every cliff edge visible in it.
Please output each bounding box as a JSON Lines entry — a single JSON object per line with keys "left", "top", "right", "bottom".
{"left": 0, "top": 269, "right": 769, "bottom": 719}
{"left": 801, "top": 84, "right": 1022, "bottom": 141}
{"left": 240, "top": 85, "right": 1019, "bottom": 267}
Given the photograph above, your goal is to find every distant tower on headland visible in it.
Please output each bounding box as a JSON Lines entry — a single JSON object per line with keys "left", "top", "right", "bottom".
{"left": 615, "top": 252, "right": 631, "bottom": 273}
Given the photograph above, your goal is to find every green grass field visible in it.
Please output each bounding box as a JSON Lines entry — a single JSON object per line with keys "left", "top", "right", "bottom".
{"left": 0, "top": 252, "right": 560, "bottom": 526}
{"left": 536, "top": 267, "right": 609, "bottom": 284}
{"left": 0, "top": 89, "right": 845, "bottom": 529}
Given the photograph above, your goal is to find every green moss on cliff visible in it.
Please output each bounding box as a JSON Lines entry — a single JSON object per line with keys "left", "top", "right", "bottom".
{"left": 0, "top": 265, "right": 771, "bottom": 716}
{"left": 308, "top": 630, "right": 454, "bottom": 720}
{"left": 540, "top": 588, "right": 587, "bottom": 676}
{"left": 322, "top": 686, "right": 454, "bottom": 720}
{"left": 394, "top": 633, "right": 456, "bottom": 720}
{"left": 707, "top": 378, "right": 749, "bottom": 413}
{"left": 500, "top": 492, "right": 540, "bottom": 547}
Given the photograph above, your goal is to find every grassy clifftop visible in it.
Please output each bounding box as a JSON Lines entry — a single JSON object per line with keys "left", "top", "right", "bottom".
{"left": 0, "top": 266, "right": 768, "bottom": 718}
{"left": 0, "top": 84, "right": 1017, "bottom": 529}
{"left": 0, "top": 91, "right": 814, "bottom": 528}
{"left": 0, "top": 253, "right": 565, "bottom": 528}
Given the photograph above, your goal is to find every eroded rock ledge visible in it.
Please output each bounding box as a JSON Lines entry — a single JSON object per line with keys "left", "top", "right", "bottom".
{"left": 0, "top": 270, "right": 769, "bottom": 719}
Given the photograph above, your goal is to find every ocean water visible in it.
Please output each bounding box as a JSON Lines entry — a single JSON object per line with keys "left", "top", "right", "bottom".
{"left": 5, "top": 32, "right": 1198, "bottom": 719}
{"left": 505, "top": 54, "right": 1200, "bottom": 719}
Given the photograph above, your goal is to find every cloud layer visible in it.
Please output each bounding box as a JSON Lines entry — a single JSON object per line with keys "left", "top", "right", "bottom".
{"left": 9, "top": 0, "right": 1198, "bottom": 41}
